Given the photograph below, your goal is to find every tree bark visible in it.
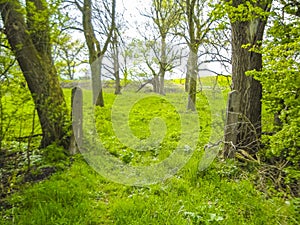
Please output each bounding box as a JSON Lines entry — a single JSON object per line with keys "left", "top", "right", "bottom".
{"left": 185, "top": 0, "right": 204, "bottom": 110}
{"left": 153, "top": 75, "right": 160, "bottom": 93}
{"left": 81, "top": 0, "right": 116, "bottom": 105}
{"left": 159, "top": 36, "right": 167, "bottom": 95}
{"left": 187, "top": 48, "right": 198, "bottom": 111}
{"left": 82, "top": 0, "right": 104, "bottom": 106}
{"left": 114, "top": 74, "right": 121, "bottom": 95}
{"left": 26, "top": 0, "right": 51, "bottom": 59}
{"left": 112, "top": 29, "right": 121, "bottom": 95}
{"left": 224, "top": 2, "right": 272, "bottom": 157}
{"left": 91, "top": 56, "right": 104, "bottom": 106}
{"left": 185, "top": 73, "right": 190, "bottom": 92}
{"left": 1, "top": 0, "right": 70, "bottom": 148}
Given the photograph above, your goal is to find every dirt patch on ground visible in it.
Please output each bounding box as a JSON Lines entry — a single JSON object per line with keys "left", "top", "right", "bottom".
{"left": 0, "top": 148, "right": 57, "bottom": 211}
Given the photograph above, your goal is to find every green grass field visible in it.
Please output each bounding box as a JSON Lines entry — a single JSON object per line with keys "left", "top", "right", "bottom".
{"left": 2, "top": 157, "right": 297, "bottom": 225}
{"left": 0, "top": 78, "right": 299, "bottom": 224}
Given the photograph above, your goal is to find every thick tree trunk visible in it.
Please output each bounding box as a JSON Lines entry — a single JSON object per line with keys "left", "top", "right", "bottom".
{"left": 187, "top": 49, "right": 198, "bottom": 111}
{"left": 1, "top": 0, "right": 70, "bottom": 148}
{"left": 26, "top": 0, "right": 51, "bottom": 58}
{"left": 185, "top": 0, "right": 202, "bottom": 109}
{"left": 224, "top": 17, "right": 268, "bottom": 157}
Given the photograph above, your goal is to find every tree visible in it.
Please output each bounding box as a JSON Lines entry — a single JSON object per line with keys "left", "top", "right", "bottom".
{"left": 126, "top": 38, "right": 159, "bottom": 83}
{"left": 0, "top": 0, "right": 70, "bottom": 148}
{"left": 223, "top": 0, "right": 273, "bottom": 157}
{"left": 136, "top": 0, "right": 182, "bottom": 94}
{"left": 126, "top": 37, "right": 181, "bottom": 92}
{"left": 101, "top": 11, "right": 127, "bottom": 95}
{"left": 149, "top": 0, "right": 182, "bottom": 94}
{"left": 111, "top": 29, "right": 121, "bottom": 94}
{"left": 75, "top": 0, "right": 116, "bottom": 106}
{"left": 54, "top": 36, "right": 87, "bottom": 80}
{"left": 280, "top": 0, "right": 300, "bottom": 17}
{"left": 249, "top": 0, "right": 300, "bottom": 195}
{"left": 178, "top": 0, "right": 213, "bottom": 110}
{"left": 101, "top": 28, "right": 122, "bottom": 94}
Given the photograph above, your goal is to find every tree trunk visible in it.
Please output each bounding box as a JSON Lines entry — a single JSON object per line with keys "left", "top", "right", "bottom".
{"left": 90, "top": 56, "right": 104, "bottom": 106}
{"left": 224, "top": 15, "right": 270, "bottom": 157}
{"left": 81, "top": 0, "right": 116, "bottom": 105}
{"left": 185, "top": 47, "right": 192, "bottom": 93}
{"left": 185, "top": 0, "right": 202, "bottom": 109}
{"left": 82, "top": 0, "right": 104, "bottom": 106}
{"left": 113, "top": 29, "right": 121, "bottom": 95}
{"left": 1, "top": 0, "right": 70, "bottom": 149}
{"left": 26, "top": 0, "right": 51, "bottom": 58}
{"left": 187, "top": 48, "right": 198, "bottom": 111}
{"left": 159, "top": 74, "right": 165, "bottom": 95}
{"left": 115, "top": 75, "right": 121, "bottom": 95}
{"left": 153, "top": 75, "right": 160, "bottom": 93}
{"left": 159, "top": 36, "right": 167, "bottom": 95}
{"left": 185, "top": 73, "right": 190, "bottom": 92}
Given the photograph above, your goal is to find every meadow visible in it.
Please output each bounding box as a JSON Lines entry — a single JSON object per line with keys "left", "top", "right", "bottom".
{"left": 0, "top": 77, "right": 299, "bottom": 224}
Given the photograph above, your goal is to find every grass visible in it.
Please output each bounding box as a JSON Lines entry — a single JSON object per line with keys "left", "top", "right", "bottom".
{"left": 1, "top": 157, "right": 297, "bottom": 225}
{"left": 95, "top": 90, "right": 211, "bottom": 166}
{"left": 0, "top": 78, "right": 299, "bottom": 224}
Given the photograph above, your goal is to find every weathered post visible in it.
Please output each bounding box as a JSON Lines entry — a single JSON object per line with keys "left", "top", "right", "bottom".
{"left": 224, "top": 90, "right": 240, "bottom": 158}
{"left": 69, "top": 87, "right": 83, "bottom": 154}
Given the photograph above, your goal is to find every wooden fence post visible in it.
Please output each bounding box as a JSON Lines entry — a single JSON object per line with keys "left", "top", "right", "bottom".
{"left": 69, "top": 87, "right": 83, "bottom": 154}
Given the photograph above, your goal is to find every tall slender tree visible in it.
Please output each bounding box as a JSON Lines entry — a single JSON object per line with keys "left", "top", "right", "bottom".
{"left": 75, "top": 0, "right": 116, "bottom": 106}
{"left": 150, "top": 0, "right": 182, "bottom": 94}
{"left": 178, "top": 0, "right": 212, "bottom": 110}
{"left": 112, "top": 28, "right": 121, "bottom": 95}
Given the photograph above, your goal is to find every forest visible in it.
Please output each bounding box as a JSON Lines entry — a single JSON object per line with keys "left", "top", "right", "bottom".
{"left": 0, "top": 0, "right": 299, "bottom": 224}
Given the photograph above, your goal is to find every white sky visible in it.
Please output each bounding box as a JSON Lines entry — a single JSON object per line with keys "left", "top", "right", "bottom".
{"left": 75, "top": 0, "right": 229, "bottom": 79}
{"left": 117, "top": 0, "right": 228, "bottom": 77}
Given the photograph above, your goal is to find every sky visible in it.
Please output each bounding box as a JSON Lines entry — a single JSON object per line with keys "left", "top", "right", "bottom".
{"left": 119, "top": 0, "right": 229, "bottom": 77}
{"left": 75, "top": 0, "right": 229, "bottom": 79}
{"left": 117, "top": 0, "right": 151, "bottom": 21}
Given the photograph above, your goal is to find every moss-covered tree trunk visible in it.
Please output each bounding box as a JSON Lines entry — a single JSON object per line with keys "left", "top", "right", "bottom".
{"left": 0, "top": 0, "right": 70, "bottom": 148}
